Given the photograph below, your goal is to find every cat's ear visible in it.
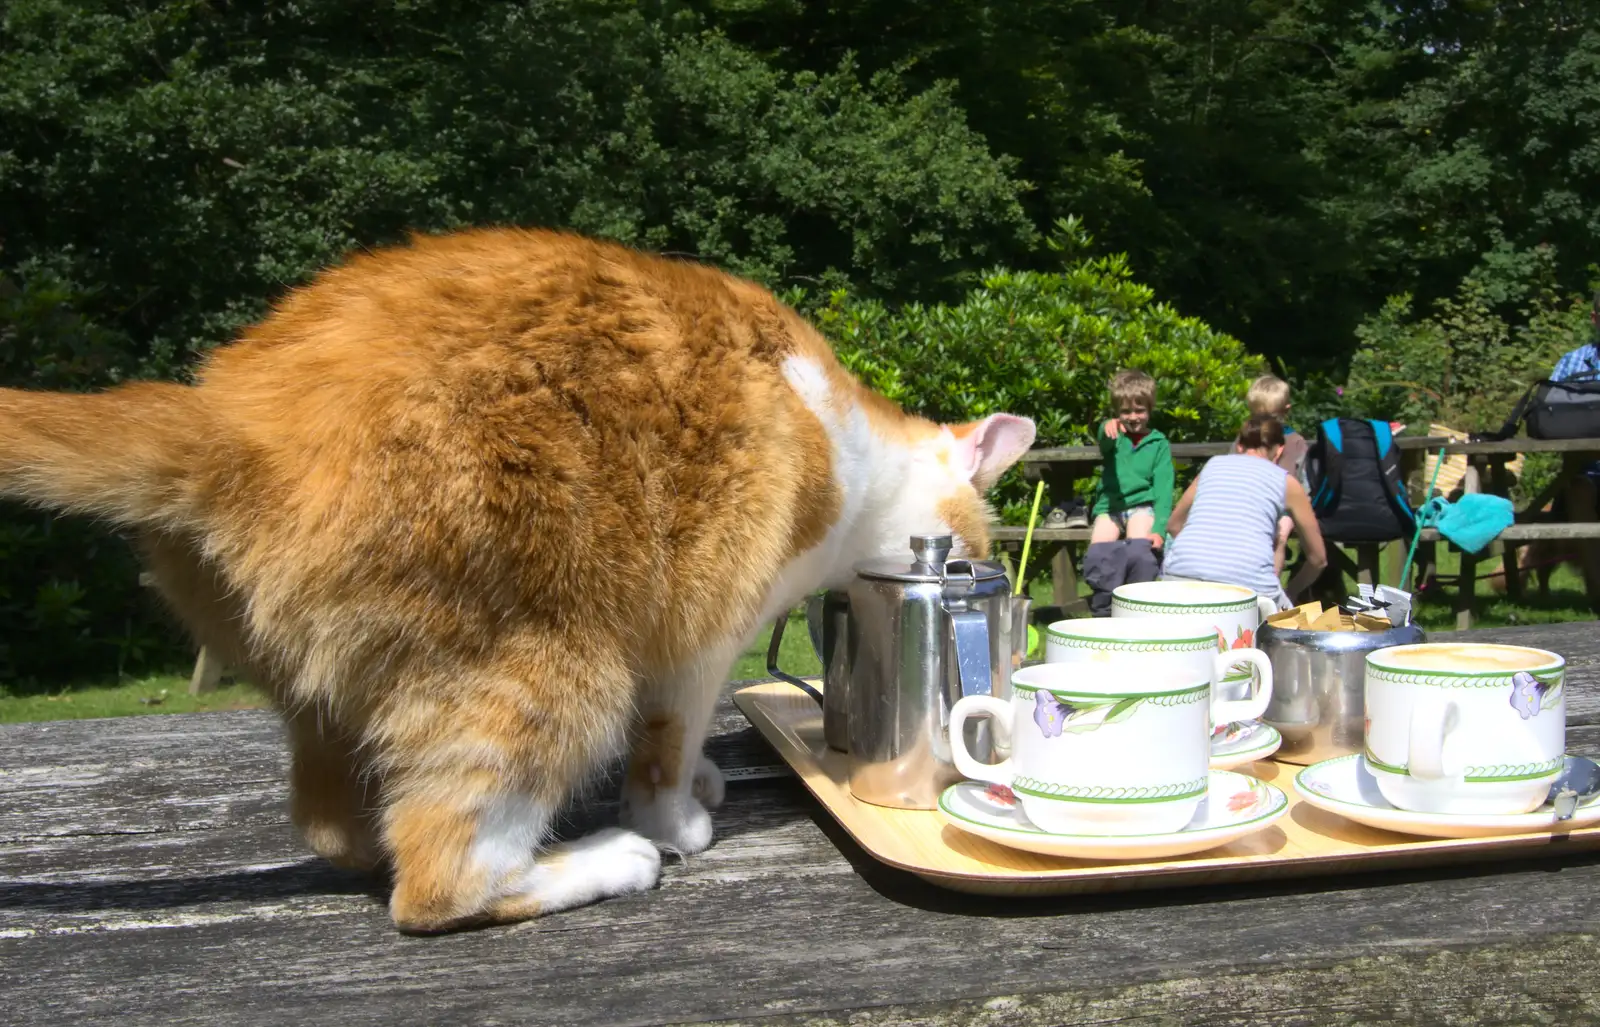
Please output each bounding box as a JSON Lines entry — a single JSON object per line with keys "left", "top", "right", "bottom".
{"left": 952, "top": 414, "right": 1036, "bottom": 491}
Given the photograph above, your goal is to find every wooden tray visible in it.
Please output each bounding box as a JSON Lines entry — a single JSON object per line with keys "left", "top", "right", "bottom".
{"left": 732, "top": 680, "right": 1600, "bottom": 896}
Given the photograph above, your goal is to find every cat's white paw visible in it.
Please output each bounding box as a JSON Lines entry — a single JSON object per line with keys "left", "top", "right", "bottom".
{"left": 619, "top": 789, "right": 715, "bottom": 855}
{"left": 691, "top": 754, "right": 726, "bottom": 809}
{"left": 511, "top": 828, "right": 661, "bottom": 914}
{"left": 566, "top": 828, "right": 662, "bottom": 895}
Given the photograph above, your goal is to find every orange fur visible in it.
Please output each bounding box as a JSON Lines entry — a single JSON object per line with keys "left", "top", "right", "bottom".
{"left": 0, "top": 227, "right": 1033, "bottom": 931}
{"left": 937, "top": 494, "right": 991, "bottom": 557}
{"left": 626, "top": 713, "right": 686, "bottom": 795}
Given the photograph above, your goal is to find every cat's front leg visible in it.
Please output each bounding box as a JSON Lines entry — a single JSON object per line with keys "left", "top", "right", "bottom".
{"left": 619, "top": 644, "right": 737, "bottom": 855}
{"left": 690, "top": 752, "right": 726, "bottom": 809}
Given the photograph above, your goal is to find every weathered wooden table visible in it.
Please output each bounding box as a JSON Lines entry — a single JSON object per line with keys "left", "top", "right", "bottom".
{"left": 6, "top": 622, "right": 1600, "bottom": 1025}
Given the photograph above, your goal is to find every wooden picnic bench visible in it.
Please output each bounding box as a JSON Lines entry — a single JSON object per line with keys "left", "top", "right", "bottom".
{"left": 4, "top": 619, "right": 1600, "bottom": 1025}
{"left": 992, "top": 436, "right": 1600, "bottom": 629}
{"left": 157, "top": 438, "right": 1600, "bottom": 692}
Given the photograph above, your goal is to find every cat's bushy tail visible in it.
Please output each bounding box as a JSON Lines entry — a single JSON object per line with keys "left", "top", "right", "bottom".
{"left": 0, "top": 382, "right": 208, "bottom": 530}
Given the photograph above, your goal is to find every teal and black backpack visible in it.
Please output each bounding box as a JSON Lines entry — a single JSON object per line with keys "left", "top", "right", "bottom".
{"left": 1303, "top": 419, "right": 1417, "bottom": 542}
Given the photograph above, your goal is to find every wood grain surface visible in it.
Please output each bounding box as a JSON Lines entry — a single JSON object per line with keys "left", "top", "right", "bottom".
{"left": 5, "top": 622, "right": 1600, "bottom": 1026}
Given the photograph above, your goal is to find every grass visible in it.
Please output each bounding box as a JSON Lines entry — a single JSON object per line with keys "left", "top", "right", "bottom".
{"left": 0, "top": 605, "right": 836, "bottom": 725}
{"left": 0, "top": 555, "right": 1586, "bottom": 725}
{"left": 1407, "top": 546, "right": 1593, "bottom": 632}
{"left": 0, "top": 675, "right": 267, "bottom": 724}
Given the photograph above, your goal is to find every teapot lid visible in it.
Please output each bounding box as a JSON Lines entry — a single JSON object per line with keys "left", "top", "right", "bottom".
{"left": 854, "top": 534, "right": 1008, "bottom": 584}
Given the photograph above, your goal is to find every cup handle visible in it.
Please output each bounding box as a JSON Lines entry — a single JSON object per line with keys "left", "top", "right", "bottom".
{"left": 949, "top": 695, "right": 1014, "bottom": 786}
{"left": 1211, "top": 648, "right": 1274, "bottom": 723}
{"left": 1408, "top": 694, "right": 1464, "bottom": 780}
{"left": 1255, "top": 596, "right": 1279, "bottom": 623}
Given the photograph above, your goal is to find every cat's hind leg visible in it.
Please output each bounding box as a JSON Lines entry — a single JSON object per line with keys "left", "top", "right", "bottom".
{"left": 372, "top": 638, "right": 659, "bottom": 933}
{"left": 619, "top": 640, "right": 739, "bottom": 855}
{"left": 285, "top": 707, "right": 384, "bottom": 872}
{"left": 135, "top": 531, "right": 392, "bottom": 870}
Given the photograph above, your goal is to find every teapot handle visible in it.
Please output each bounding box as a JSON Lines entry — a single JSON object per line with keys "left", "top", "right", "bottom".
{"left": 767, "top": 611, "right": 825, "bottom": 706}
{"left": 949, "top": 607, "right": 995, "bottom": 699}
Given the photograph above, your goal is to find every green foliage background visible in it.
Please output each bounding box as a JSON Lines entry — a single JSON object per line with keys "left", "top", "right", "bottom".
{"left": 813, "top": 220, "right": 1262, "bottom": 520}
{"left": 1, "top": 0, "right": 1598, "bottom": 683}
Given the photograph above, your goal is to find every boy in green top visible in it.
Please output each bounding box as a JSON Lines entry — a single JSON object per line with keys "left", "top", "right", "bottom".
{"left": 1090, "top": 369, "right": 1175, "bottom": 551}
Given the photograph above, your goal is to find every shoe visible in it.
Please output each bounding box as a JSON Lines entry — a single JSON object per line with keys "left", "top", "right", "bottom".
{"left": 1064, "top": 502, "right": 1090, "bottom": 529}
{"left": 1042, "top": 506, "right": 1068, "bottom": 529}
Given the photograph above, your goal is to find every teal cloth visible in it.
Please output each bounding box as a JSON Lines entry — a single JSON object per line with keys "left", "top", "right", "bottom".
{"left": 1417, "top": 494, "right": 1515, "bottom": 555}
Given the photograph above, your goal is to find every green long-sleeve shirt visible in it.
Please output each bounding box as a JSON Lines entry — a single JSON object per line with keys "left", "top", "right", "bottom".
{"left": 1091, "top": 425, "right": 1175, "bottom": 536}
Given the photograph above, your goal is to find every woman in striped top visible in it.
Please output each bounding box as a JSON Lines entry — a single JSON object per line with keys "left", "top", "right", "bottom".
{"left": 1161, "top": 416, "right": 1328, "bottom": 609}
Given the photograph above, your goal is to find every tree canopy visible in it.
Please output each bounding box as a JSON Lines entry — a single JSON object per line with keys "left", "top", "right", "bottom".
{"left": 1, "top": 0, "right": 1597, "bottom": 681}
{"left": 695, "top": 0, "right": 1600, "bottom": 367}
{"left": 0, "top": 0, "right": 1034, "bottom": 381}
{"left": 4, "top": 0, "right": 1596, "bottom": 375}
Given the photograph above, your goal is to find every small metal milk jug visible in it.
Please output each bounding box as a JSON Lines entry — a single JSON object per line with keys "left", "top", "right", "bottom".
{"left": 804, "top": 589, "right": 853, "bottom": 753}
{"left": 767, "top": 588, "right": 852, "bottom": 751}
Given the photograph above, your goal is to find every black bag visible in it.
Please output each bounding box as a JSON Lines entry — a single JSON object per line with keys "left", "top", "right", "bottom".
{"left": 1304, "top": 418, "right": 1417, "bottom": 542}
{"left": 1477, "top": 372, "right": 1600, "bottom": 442}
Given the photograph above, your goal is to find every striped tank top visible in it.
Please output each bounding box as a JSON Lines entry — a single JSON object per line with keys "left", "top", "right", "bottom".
{"left": 1162, "top": 453, "right": 1288, "bottom": 598}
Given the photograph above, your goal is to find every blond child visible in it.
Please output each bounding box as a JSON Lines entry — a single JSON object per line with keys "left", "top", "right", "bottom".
{"left": 1092, "top": 370, "right": 1174, "bottom": 549}
{"left": 1247, "top": 375, "right": 1309, "bottom": 574}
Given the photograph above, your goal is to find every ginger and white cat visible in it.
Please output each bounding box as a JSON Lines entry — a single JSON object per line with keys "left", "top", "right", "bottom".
{"left": 0, "top": 229, "right": 1034, "bottom": 931}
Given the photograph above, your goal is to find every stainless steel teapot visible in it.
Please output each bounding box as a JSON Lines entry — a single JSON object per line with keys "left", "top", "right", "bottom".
{"left": 768, "top": 534, "right": 1029, "bottom": 809}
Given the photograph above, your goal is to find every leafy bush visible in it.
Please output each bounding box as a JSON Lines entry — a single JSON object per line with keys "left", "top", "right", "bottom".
{"left": 0, "top": 272, "right": 190, "bottom": 687}
{"left": 1342, "top": 247, "right": 1593, "bottom": 435}
{"left": 0, "top": 0, "right": 1035, "bottom": 684}
{"left": 0, "top": 270, "right": 149, "bottom": 390}
{"left": 0, "top": 510, "right": 189, "bottom": 692}
{"left": 810, "top": 220, "right": 1266, "bottom": 521}
{"left": 1338, "top": 246, "right": 1594, "bottom": 510}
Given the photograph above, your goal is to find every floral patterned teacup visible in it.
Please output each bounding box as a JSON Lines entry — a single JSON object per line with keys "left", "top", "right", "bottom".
{"left": 1111, "top": 580, "right": 1278, "bottom": 700}
{"left": 949, "top": 663, "right": 1218, "bottom": 836}
{"left": 1364, "top": 643, "right": 1566, "bottom": 815}
{"left": 1043, "top": 617, "right": 1274, "bottom": 727}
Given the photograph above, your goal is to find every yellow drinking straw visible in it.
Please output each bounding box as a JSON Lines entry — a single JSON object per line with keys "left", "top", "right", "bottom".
{"left": 1014, "top": 480, "right": 1047, "bottom": 596}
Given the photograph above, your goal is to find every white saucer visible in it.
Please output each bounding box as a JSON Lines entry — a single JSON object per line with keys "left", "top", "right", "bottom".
{"left": 1211, "top": 720, "right": 1282, "bottom": 771}
{"left": 1293, "top": 754, "right": 1600, "bottom": 839}
{"left": 938, "top": 771, "right": 1288, "bottom": 862}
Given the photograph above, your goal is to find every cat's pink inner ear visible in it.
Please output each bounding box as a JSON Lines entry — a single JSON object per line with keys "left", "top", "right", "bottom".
{"left": 955, "top": 413, "right": 1037, "bottom": 491}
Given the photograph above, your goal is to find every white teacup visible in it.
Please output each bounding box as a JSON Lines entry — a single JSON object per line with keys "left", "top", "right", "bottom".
{"left": 1112, "top": 578, "right": 1276, "bottom": 642}
{"left": 1364, "top": 643, "right": 1566, "bottom": 815}
{"left": 1043, "top": 618, "right": 1274, "bottom": 726}
{"left": 949, "top": 664, "right": 1217, "bottom": 836}
{"left": 1112, "top": 580, "right": 1278, "bottom": 700}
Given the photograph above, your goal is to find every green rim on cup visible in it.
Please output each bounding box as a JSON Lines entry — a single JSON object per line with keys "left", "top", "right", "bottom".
{"left": 1044, "top": 623, "right": 1217, "bottom": 653}
{"left": 1111, "top": 581, "right": 1260, "bottom": 615}
{"left": 938, "top": 778, "right": 1287, "bottom": 839}
{"left": 1012, "top": 776, "right": 1210, "bottom": 804}
{"left": 1365, "top": 645, "right": 1563, "bottom": 680}
{"left": 1111, "top": 594, "right": 1256, "bottom": 615}
{"left": 1011, "top": 679, "right": 1211, "bottom": 703}
{"left": 1363, "top": 749, "right": 1564, "bottom": 782}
